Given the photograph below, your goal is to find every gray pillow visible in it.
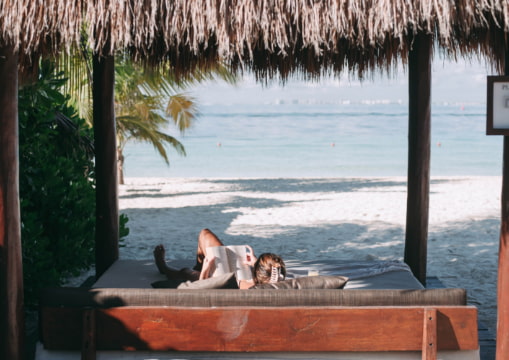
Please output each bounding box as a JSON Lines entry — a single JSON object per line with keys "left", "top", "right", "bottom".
{"left": 151, "top": 279, "right": 184, "bottom": 288}
{"left": 250, "top": 275, "right": 348, "bottom": 289}
{"left": 177, "top": 272, "right": 239, "bottom": 289}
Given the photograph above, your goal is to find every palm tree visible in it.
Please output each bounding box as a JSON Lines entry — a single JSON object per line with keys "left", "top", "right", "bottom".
{"left": 114, "top": 60, "right": 191, "bottom": 184}
{"left": 60, "top": 47, "right": 237, "bottom": 183}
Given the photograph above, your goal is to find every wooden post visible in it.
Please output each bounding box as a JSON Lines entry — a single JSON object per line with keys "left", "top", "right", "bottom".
{"left": 93, "top": 54, "right": 119, "bottom": 278}
{"left": 405, "top": 32, "right": 432, "bottom": 285}
{"left": 82, "top": 309, "right": 96, "bottom": 360}
{"left": 422, "top": 308, "right": 437, "bottom": 360}
{"left": 496, "top": 46, "right": 509, "bottom": 360}
{"left": 497, "top": 137, "right": 509, "bottom": 359}
{"left": 0, "top": 45, "right": 24, "bottom": 360}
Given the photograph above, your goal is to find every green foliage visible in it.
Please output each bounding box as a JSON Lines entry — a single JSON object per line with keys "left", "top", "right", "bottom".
{"left": 18, "top": 61, "right": 129, "bottom": 307}
{"left": 119, "top": 214, "right": 130, "bottom": 247}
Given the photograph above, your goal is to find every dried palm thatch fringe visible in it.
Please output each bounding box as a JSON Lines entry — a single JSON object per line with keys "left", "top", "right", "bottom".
{"left": 0, "top": 0, "right": 83, "bottom": 66}
{"left": 2, "top": 0, "right": 509, "bottom": 79}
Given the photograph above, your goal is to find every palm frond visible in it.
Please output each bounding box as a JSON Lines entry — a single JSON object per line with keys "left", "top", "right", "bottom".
{"left": 166, "top": 93, "right": 199, "bottom": 132}
{"left": 58, "top": 42, "right": 93, "bottom": 126}
{"left": 54, "top": 112, "right": 94, "bottom": 157}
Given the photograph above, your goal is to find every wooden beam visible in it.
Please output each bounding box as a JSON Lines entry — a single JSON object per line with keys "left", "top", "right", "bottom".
{"left": 93, "top": 54, "right": 119, "bottom": 278}
{"left": 405, "top": 32, "right": 432, "bottom": 285}
{"left": 40, "top": 306, "right": 478, "bottom": 353}
{"left": 82, "top": 309, "right": 96, "bottom": 360}
{"left": 496, "top": 46, "right": 509, "bottom": 360}
{"left": 0, "top": 45, "right": 24, "bottom": 360}
{"left": 422, "top": 308, "right": 437, "bottom": 360}
{"left": 497, "top": 137, "right": 509, "bottom": 360}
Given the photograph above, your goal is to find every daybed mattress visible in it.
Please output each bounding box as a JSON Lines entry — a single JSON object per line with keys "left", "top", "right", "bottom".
{"left": 92, "top": 258, "right": 425, "bottom": 290}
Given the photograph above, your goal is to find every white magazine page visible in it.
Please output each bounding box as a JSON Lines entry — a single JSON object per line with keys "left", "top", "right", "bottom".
{"left": 206, "top": 246, "right": 230, "bottom": 277}
{"left": 226, "top": 245, "right": 253, "bottom": 281}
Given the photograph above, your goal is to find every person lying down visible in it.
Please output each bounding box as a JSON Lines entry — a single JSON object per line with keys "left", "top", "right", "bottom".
{"left": 153, "top": 228, "right": 286, "bottom": 289}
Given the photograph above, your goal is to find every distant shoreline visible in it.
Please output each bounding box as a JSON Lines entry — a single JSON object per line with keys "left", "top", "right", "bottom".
{"left": 123, "top": 174, "right": 501, "bottom": 180}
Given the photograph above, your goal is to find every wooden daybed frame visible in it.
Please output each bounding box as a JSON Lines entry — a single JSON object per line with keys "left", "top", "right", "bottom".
{"left": 38, "top": 287, "right": 479, "bottom": 360}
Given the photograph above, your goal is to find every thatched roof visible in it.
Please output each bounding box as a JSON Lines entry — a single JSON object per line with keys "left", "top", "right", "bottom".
{"left": 2, "top": 0, "right": 509, "bottom": 79}
{"left": 0, "top": 0, "right": 83, "bottom": 65}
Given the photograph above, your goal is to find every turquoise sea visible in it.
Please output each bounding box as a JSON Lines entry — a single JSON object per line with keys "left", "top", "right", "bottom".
{"left": 123, "top": 62, "right": 503, "bottom": 178}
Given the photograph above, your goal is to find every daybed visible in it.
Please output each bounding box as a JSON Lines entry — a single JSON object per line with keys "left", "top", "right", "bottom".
{"left": 36, "top": 259, "right": 480, "bottom": 360}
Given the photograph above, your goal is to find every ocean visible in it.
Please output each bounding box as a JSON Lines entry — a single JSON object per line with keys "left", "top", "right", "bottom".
{"left": 123, "top": 63, "right": 503, "bottom": 179}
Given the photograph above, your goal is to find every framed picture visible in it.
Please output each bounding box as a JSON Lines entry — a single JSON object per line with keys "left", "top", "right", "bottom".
{"left": 487, "top": 76, "right": 509, "bottom": 135}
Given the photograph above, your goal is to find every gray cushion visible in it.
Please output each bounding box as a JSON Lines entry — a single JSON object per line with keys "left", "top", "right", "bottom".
{"left": 251, "top": 275, "right": 348, "bottom": 289}
{"left": 177, "top": 272, "right": 239, "bottom": 289}
{"left": 39, "top": 288, "right": 467, "bottom": 308}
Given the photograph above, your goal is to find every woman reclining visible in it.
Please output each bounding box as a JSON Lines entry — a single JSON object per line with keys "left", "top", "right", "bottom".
{"left": 154, "top": 228, "right": 286, "bottom": 289}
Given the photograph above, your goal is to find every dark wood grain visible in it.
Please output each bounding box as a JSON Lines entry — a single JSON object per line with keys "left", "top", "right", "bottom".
{"left": 0, "top": 45, "right": 24, "bottom": 360}
{"left": 93, "top": 54, "right": 119, "bottom": 278}
{"left": 405, "top": 32, "right": 432, "bottom": 285}
{"left": 40, "top": 305, "right": 478, "bottom": 354}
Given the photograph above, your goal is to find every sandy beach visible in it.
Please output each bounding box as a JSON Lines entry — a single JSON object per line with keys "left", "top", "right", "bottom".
{"left": 119, "top": 176, "right": 501, "bottom": 332}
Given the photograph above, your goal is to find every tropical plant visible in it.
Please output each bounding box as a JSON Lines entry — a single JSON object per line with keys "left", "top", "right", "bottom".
{"left": 19, "top": 60, "right": 130, "bottom": 307}
{"left": 18, "top": 61, "right": 96, "bottom": 306}
{"left": 61, "top": 48, "right": 237, "bottom": 183}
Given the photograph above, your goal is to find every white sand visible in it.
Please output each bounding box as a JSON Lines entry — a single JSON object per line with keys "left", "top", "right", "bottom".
{"left": 119, "top": 176, "right": 501, "bottom": 332}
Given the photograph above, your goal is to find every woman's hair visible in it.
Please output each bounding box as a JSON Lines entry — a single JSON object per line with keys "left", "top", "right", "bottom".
{"left": 253, "top": 253, "right": 286, "bottom": 284}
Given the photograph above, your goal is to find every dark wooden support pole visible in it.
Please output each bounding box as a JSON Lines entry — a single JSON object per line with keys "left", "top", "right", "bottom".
{"left": 0, "top": 45, "right": 24, "bottom": 360}
{"left": 93, "top": 54, "right": 118, "bottom": 278}
{"left": 496, "top": 45, "right": 509, "bottom": 360}
{"left": 405, "top": 32, "right": 432, "bottom": 285}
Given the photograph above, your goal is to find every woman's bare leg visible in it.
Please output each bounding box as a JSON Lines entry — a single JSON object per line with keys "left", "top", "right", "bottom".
{"left": 153, "top": 245, "right": 200, "bottom": 281}
{"left": 193, "top": 228, "right": 224, "bottom": 271}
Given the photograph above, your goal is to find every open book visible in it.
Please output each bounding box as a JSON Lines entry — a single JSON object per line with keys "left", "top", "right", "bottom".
{"left": 206, "top": 245, "right": 253, "bottom": 281}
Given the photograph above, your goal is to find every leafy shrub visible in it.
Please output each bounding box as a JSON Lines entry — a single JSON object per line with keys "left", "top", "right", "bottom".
{"left": 19, "top": 61, "right": 128, "bottom": 306}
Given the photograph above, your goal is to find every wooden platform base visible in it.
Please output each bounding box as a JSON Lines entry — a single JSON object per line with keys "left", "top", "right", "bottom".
{"left": 35, "top": 277, "right": 485, "bottom": 360}
{"left": 427, "top": 276, "right": 495, "bottom": 360}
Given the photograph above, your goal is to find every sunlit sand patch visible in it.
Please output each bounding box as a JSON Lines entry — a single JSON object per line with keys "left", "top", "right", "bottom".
{"left": 120, "top": 193, "right": 237, "bottom": 209}
{"left": 225, "top": 224, "right": 293, "bottom": 238}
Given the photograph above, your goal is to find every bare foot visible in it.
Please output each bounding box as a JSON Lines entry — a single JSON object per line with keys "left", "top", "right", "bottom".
{"left": 153, "top": 245, "right": 168, "bottom": 274}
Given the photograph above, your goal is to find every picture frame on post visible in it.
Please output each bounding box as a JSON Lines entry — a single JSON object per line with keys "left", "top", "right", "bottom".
{"left": 487, "top": 75, "right": 509, "bottom": 135}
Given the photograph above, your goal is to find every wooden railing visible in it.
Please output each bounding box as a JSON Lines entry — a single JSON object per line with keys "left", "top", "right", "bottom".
{"left": 40, "top": 305, "right": 479, "bottom": 360}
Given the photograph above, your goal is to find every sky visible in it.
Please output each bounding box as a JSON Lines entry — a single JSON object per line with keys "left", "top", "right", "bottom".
{"left": 189, "top": 55, "right": 492, "bottom": 106}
